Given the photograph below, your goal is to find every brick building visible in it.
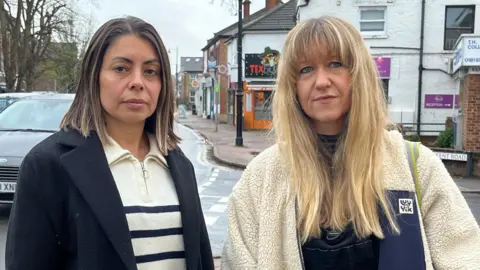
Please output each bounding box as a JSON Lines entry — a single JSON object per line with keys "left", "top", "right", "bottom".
{"left": 201, "top": 0, "right": 283, "bottom": 122}
{"left": 462, "top": 72, "right": 480, "bottom": 153}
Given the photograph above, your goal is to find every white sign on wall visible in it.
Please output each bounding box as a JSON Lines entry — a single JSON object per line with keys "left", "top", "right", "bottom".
{"left": 434, "top": 151, "right": 468, "bottom": 162}
{"left": 452, "top": 36, "right": 480, "bottom": 73}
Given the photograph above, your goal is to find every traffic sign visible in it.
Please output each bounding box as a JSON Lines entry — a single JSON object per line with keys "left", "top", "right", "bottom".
{"left": 191, "top": 80, "right": 199, "bottom": 88}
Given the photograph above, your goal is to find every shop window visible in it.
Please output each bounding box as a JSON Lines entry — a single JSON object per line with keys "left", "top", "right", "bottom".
{"left": 444, "top": 5, "right": 475, "bottom": 50}
{"left": 254, "top": 91, "right": 273, "bottom": 121}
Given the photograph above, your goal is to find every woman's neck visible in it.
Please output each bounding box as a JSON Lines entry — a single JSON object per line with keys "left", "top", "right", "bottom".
{"left": 106, "top": 119, "right": 149, "bottom": 161}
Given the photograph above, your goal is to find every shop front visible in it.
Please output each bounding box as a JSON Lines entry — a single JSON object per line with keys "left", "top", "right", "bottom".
{"left": 236, "top": 47, "right": 279, "bottom": 130}
{"left": 450, "top": 34, "right": 480, "bottom": 153}
{"left": 241, "top": 83, "right": 274, "bottom": 129}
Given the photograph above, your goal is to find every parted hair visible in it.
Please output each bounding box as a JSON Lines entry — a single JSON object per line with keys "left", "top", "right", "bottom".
{"left": 272, "top": 16, "right": 397, "bottom": 243}
{"left": 60, "top": 16, "right": 180, "bottom": 154}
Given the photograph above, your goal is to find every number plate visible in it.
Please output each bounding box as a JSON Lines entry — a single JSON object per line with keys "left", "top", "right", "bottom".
{"left": 0, "top": 182, "right": 16, "bottom": 193}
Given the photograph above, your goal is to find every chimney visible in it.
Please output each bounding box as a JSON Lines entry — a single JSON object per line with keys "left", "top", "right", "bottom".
{"left": 243, "top": 0, "right": 251, "bottom": 17}
{"left": 266, "top": 0, "right": 277, "bottom": 9}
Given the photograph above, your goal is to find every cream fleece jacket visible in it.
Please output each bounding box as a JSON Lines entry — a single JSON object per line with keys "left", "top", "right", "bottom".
{"left": 221, "top": 130, "right": 480, "bottom": 270}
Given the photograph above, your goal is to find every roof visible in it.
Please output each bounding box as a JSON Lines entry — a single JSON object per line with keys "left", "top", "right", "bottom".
{"left": 243, "top": 0, "right": 296, "bottom": 32}
{"left": 202, "top": 0, "right": 296, "bottom": 51}
{"left": 180, "top": 57, "right": 203, "bottom": 72}
{"left": 201, "top": 1, "right": 283, "bottom": 51}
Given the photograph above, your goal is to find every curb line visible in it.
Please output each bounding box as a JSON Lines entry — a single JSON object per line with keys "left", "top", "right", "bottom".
{"left": 177, "top": 122, "right": 248, "bottom": 170}
{"left": 461, "top": 190, "right": 480, "bottom": 194}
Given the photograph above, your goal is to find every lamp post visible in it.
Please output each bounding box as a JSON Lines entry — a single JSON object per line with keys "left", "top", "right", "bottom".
{"left": 168, "top": 47, "right": 180, "bottom": 101}
{"left": 235, "top": 0, "right": 244, "bottom": 147}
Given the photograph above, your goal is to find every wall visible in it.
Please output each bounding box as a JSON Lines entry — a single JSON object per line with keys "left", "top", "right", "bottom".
{"left": 464, "top": 74, "right": 480, "bottom": 152}
{"left": 228, "top": 31, "right": 287, "bottom": 84}
{"left": 298, "top": 0, "right": 479, "bottom": 135}
{"left": 203, "top": 39, "right": 230, "bottom": 122}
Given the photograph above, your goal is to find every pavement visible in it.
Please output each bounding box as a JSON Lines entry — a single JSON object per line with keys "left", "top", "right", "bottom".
{"left": 176, "top": 113, "right": 480, "bottom": 194}
{"left": 175, "top": 113, "right": 275, "bottom": 169}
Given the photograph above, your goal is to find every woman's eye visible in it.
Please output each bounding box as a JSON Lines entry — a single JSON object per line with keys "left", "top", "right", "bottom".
{"left": 329, "top": 62, "right": 343, "bottom": 68}
{"left": 144, "top": 69, "right": 159, "bottom": 76}
{"left": 114, "top": 66, "right": 128, "bottom": 72}
{"left": 300, "top": 66, "right": 313, "bottom": 73}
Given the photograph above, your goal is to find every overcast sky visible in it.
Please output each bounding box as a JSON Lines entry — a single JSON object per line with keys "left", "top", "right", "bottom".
{"left": 84, "top": 0, "right": 266, "bottom": 66}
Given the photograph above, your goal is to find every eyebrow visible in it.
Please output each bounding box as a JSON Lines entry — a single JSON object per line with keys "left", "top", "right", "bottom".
{"left": 111, "top": 56, "right": 160, "bottom": 64}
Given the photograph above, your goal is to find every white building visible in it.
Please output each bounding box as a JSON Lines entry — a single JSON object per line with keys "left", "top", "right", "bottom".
{"left": 297, "top": 0, "right": 479, "bottom": 136}
{"left": 226, "top": 0, "right": 296, "bottom": 129}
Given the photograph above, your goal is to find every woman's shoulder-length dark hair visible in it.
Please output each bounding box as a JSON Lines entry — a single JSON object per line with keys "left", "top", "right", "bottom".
{"left": 60, "top": 16, "right": 180, "bottom": 155}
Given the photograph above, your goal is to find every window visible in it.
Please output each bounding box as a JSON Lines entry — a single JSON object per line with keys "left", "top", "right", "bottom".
{"left": 254, "top": 91, "right": 273, "bottom": 120}
{"left": 444, "top": 6, "right": 475, "bottom": 50}
{"left": 359, "top": 7, "right": 386, "bottom": 35}
{"left": 381, "top": 79, "right": 389, "bottom": 102}
{"left": 0, "top": 99, "right": 72, "bottom": 131}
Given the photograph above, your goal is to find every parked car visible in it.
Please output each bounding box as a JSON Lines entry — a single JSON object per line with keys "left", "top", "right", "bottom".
{"left": 0, "top": 93, "right": 74, "bottom": 203}
{"left": 0, "top": 92, "right": 50, "bottom": 112}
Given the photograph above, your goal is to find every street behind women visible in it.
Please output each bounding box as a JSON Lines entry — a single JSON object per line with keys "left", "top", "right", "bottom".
{"left": 6, "top": 16, "right": 214, "bottom": 270}
{"left": 221, "top": 16, "right": 480, "bottom": 270}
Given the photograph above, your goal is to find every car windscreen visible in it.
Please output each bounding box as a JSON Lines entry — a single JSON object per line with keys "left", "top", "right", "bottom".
{"left": 0, "top": 97, "right": 18, "bottom": 112}
{"left": 0, "top": 99, "right": 73, "bottom": 132}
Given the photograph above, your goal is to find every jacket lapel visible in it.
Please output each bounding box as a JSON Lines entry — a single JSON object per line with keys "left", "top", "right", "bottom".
{"left": 166, "top": 149, "right": 201, "bottom": 270}
{"left": 378, "top": 190, "right": 426, "bottom": 270}
{"left": 57, "top": 130, "right": 137, "bottom": 270}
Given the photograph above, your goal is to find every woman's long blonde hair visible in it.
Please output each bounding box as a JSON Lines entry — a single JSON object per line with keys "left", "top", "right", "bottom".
{"left": 273, "top": 16, "right": 398, "bottom": 243}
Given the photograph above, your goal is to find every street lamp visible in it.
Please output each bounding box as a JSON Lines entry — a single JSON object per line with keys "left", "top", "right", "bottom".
{"left": 235, "top": 0, "right": 244, "bottom": 147}
{"left": 168, "top": 47, "right": 180, "bottom": 100}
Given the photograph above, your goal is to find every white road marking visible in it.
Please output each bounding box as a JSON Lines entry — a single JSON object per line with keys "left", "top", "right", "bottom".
{"left": 209, "top": 204, "right": 228, "bottom": 213}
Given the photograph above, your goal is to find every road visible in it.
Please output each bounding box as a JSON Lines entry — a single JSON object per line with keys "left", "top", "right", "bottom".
{"left": 174, "top": 123, "right": 242, "bottom": 256}
{"left": 0, "top": 124, "right": 478, "bottom": 267}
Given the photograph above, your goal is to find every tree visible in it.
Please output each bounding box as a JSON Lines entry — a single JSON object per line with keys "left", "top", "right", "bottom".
{"left": 209, "top": 0, "right": 238, "bottom": 15}
{"left": 0, "top": 0, "right": 93, "bottom": 92}
{"left": 40, "top": 9, "right": 95, "bottom": 92}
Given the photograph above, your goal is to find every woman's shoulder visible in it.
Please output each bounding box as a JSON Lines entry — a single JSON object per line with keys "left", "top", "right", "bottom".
{"left": 245, "top": 144, "right": 283, "bottom": 172}
{"left": 240, "top": 144, "right": 288, "bottom": 187}
{"left": 24, "top": 129, "right": 79, "bottom": 169}
{"left": 383, "top": 129, "right": 438, "bottom": 162}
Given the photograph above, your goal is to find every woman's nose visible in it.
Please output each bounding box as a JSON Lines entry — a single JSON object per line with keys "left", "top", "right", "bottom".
{"left": 128, "top": 69, "right": 145, "bottom": 90}
{"left": 314, "top": 68, "right": 332, "bottom": 89}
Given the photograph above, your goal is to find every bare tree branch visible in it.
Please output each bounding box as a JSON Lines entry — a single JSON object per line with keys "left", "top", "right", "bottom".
{"left": 0, "top": 0, "right": 94, "bottom": 92}
{"left": 209, "top": 0, "right": 238, "bottom": 16}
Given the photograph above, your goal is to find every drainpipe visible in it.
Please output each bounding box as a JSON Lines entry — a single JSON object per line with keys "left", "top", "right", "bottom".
{"left": 294, "top": 0, "right": 310, "bottom": 23}
{"left": 416, "top": 0, "right": 426, "bottom": 136}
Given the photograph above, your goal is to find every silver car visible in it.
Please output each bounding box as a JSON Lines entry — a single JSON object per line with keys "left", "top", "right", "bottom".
{"left": 0, "top": 93, "right": 74, "bottom": 203}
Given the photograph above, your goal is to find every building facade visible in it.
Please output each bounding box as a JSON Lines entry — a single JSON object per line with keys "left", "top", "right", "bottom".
{"left": 226, "top": 0, "right": 296, "bottom": 129}
{"left": 201, "top": 0, "right": 284, "bottom": 123}
{"left": 297, "top": 0, "right": 479, "bottom": 136}
{"left": 179, "top": 57, "right": 203, "bottom": 112}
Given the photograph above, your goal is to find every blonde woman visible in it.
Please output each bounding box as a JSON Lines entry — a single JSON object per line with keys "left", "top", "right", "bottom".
{"left": 221, "top": 16, "right": 480, "bottom": 270}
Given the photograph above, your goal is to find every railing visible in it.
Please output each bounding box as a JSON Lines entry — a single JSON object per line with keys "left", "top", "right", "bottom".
{"left": 396, "top": 122, "right": 447, "bottom": 136}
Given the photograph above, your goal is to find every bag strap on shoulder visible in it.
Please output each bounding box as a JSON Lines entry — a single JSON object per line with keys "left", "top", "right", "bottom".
{"left": 405, "top": 140, "right": 422, "bottom": 208}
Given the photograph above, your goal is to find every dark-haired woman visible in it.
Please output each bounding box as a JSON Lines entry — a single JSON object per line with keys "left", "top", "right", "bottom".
{"left": 6, "top": 16, "right": 214, "bottom": 270}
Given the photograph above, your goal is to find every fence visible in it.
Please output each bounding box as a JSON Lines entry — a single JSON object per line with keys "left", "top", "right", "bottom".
{"left": 396, "top": 122, "right": 448, "bottom": 137}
